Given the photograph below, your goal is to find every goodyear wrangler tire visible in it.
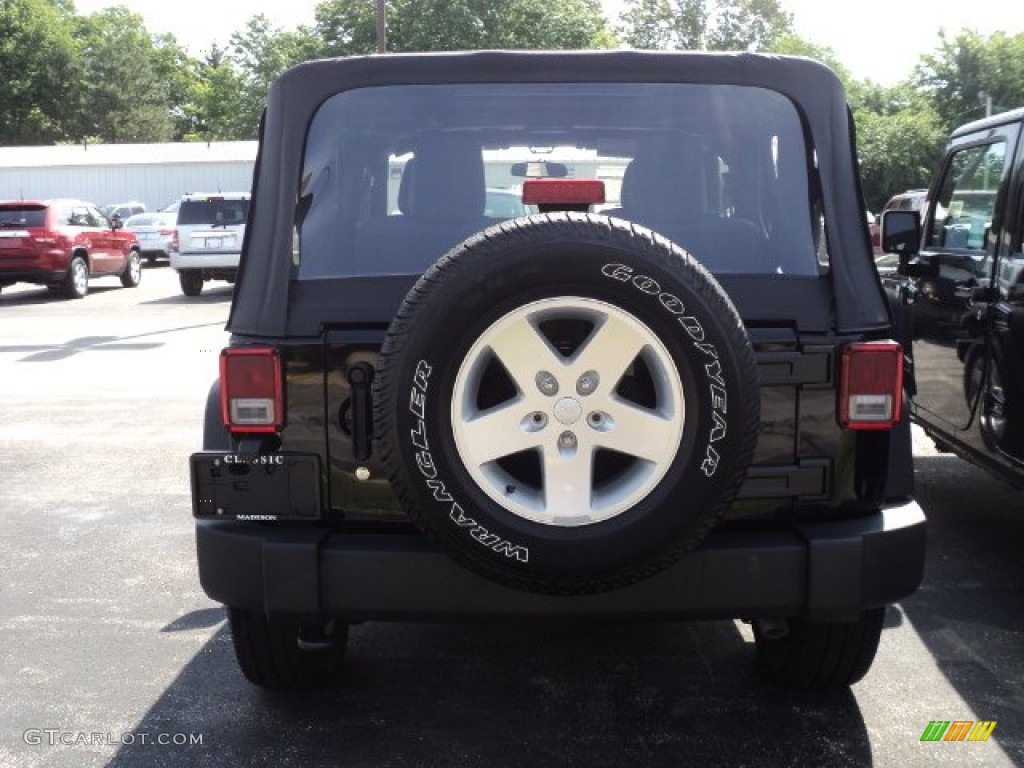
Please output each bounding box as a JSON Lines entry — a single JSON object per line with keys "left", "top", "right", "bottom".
{"left": 374, "top": 213, "right": 760, "bottom": 594}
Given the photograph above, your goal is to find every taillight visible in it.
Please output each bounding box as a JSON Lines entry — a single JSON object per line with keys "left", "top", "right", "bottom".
{"left": 838, "top": 341, "right": 904, "bottom": 430}
{"left": 220, "top": 347, "right": 284, "bottom": 433}
{"left": 170, "top": 229, "right": 179, "bottom": 253}
{"left": 159, "top": 228, "right": 175, "bottom": 237}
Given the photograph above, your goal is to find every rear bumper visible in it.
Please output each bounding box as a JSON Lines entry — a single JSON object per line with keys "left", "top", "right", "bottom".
{"left": 196, "top": 499, "right": 926, "bottom": 623}
{"left": 0, "top": 267, "right": 67, "bottom": 285}
{"left": 171, "top": 252, "right": 240, "bottom": 270}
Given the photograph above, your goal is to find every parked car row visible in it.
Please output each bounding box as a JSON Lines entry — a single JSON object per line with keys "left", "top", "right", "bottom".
{"left": 0, "top": 192, "right": 250, "bottom": 299}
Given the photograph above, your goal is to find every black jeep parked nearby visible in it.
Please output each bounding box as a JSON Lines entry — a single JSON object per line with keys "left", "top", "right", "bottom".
{"left": 190, "top": 51, "right": 926, "bottom": 693}
{"left": 882, "top": 106, "right": 1024, "bottom": 487}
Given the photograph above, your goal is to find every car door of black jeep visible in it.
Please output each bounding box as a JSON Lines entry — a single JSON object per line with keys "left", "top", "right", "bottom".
{"left": 911, "top": 120, "right": 1021, "bottom": 447}
{"left": 981, "top": 122, "right": 1024, "bottom": 463}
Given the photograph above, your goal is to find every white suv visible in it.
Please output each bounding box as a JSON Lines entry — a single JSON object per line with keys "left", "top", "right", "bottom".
{"left": 170, "top": 192, "right": 250, "bottom": 296}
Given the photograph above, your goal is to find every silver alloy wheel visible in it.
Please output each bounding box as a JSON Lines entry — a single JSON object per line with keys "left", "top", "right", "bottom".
{"left": 129, "top": 252, "right": 141, "bottom": 283}
{"left": 451, "top": 296, "right": 685, "bottom": 526}
{"left": 71, "top": 259, "right": 88, "bottom": 295}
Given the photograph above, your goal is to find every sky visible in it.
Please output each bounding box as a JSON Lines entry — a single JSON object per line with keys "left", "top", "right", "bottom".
{"left": 72, "top": 0, "right": 1024, "bottom": 86}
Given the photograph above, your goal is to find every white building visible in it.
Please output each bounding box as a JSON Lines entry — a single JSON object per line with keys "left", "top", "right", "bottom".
{"left": 0, "top": 141, "right": 257, "bottom": 211}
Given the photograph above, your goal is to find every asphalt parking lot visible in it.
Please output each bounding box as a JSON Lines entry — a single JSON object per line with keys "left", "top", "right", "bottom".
{"left": 1, "top": 264, "right": 1022, "bottom": 767}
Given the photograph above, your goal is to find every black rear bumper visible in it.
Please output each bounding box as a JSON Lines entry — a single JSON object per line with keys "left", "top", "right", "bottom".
{"left": 0, "top": 268, "right": 66, "bottom": 285}
{"left": 196, "top": 499, "right": 926, "bottom": 623}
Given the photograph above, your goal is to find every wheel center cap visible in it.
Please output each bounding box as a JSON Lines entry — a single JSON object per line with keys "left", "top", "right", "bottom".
{"left": 553, "top": 397, "right": 583, "bottom": 425}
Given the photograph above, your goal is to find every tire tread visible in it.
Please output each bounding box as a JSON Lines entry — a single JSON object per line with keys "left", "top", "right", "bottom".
{"left": 228, "top": 608, "right": 348, "bottom": 691}
{"left": 755, "top": 608, "right": 885, "bottom": 692}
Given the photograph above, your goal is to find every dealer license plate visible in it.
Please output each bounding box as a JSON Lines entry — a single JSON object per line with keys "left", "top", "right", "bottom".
{"left": 190, "top": 452, "right": 321, "bottom": 520}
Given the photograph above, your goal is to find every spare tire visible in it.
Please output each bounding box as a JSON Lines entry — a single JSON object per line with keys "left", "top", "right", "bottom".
{"left": 373, "top": 213, "right": 760, "bottom": 594}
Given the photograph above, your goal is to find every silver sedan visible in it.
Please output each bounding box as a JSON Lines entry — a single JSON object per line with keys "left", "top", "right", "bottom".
{"left": 124, "top": 211, "right": 177, "bottom": 263}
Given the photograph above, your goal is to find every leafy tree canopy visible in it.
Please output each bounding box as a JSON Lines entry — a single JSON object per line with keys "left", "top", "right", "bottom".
{"left": 914, "top": 29, "right": 1024, "bottom": 134}
{"left": 3, "top": 0, "right": 1021, "bottom": 220}
{"left": 619, "top": 0, "right": 792, "bottom": 51}
{"left": 0, "top": 0, "right": 78, "bottom": 145}
{"left": 73, "top": 7, "right": 176, "bottom": 143}
{"left": 315, "top": 0, "right": 613, "bottom": 55}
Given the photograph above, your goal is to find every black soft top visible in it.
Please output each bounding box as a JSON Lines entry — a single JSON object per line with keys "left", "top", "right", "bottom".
{"left": 228, "top": 50, "right": 888, "bottom": 337}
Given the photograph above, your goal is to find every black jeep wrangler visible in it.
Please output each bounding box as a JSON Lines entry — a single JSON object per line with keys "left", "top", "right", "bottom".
{"left": 881, "top": 106, "right": 1024, "bottom": 487}
{"left": 190, "top": 51, "right": 926, "bottom": 693}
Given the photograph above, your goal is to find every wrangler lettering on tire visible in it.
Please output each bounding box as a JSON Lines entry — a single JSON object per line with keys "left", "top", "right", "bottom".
{"left": 374, "top": 213, "right": 760, "bottom": 594}
{"left": 408, "top": 359, "right": 530, "bottom": 562}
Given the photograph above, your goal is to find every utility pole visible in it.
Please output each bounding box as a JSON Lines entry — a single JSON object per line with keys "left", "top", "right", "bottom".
{"left": 979, "top": 91, "right": 993, "bottom": 118}
{"left": 376, "top": 0, "right": 387, "bottom": 53}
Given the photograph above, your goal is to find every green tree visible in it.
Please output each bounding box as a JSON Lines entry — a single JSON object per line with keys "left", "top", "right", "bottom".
{"left": 314, "top": 0, "right": 613, "bottom": 55}
{"left": 620, "top": 0, "right": 707, "bottom": 49}
{"left": 148, "top": 33, "right": 201, "bottom": 141}
{"left": 225, "top": 15, "right": 319, "bottom": 140}
{"left": 314, "top": 0, "right": 378, "bottom": 57}
{"left": 619, "top": 0, "right": 791, "bottom": 51}
{"left": 707, "top": 0, "right": 792, "bottom": 51}
{"left": 186, "top": 45, "right": 249, "bottom": 141}
{"left": 914, "top": 29, "right": 1024, "bottom": 134}
{"left": 0, "top": 0, "right": 78, "bottom": 145}
{"left": 855, "top": 109, "right": 946, "bottom": 212}
{"left": 73, "top": 7, "right": 175, "bottom": 142}
{"left": 852, "top": 84, "right": 946, "bottom": 211}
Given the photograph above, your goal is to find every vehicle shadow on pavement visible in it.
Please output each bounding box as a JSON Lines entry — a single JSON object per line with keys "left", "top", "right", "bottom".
{"left": 109, "top": 617, "right": 872, "bottom": 767}
{"left": 899, "top": 454, "right": 1024, "bottom": 762}
{"left": 0, "top": 285, "right": 122, "bottom": 306}
{"left": 142, "top": 288, "right": 234, "bottom": 306}
{"left": 0, "top": 323, "right": 223, "bottom": 362}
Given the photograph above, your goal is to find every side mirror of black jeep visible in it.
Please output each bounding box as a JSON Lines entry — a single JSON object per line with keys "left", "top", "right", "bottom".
{"left": 881, "top": 210, "right": 937, "bottom": 278}
{"left": 880, "top": 209, "right": 920, "bottom": 256}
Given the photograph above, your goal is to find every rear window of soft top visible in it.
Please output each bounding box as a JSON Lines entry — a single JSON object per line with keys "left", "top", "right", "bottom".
{"left": 296, "top": 82, "right": 824, "bottom": 279}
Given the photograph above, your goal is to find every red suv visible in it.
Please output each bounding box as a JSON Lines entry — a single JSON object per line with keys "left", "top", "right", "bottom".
{"left": 0, "top": 199, "right": 142, "bottom": 299}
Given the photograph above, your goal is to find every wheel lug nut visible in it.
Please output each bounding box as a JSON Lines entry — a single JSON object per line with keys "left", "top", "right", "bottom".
{"left": 536, "top": 371, "right": 559, "bottom": 396}
{"left": 559, "top": 431, "right": 577, "bottom": 448}
{"left": 576, "top": 370, "right": 600, "bottom": 396}
{"left": 522, "top": 412, "right": 548, "bottom": 432}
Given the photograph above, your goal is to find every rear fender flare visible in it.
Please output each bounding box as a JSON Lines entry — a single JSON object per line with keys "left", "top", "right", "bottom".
{"left": 203, "top": 380, "right": 231, "bottom": 451}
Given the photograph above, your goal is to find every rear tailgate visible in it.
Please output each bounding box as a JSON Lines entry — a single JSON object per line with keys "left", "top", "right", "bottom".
{"left": 0, "top": 204, "right": 48, "bottom": 261}
{"left": 303, "top": 274, "right": 846, "bottom": 526}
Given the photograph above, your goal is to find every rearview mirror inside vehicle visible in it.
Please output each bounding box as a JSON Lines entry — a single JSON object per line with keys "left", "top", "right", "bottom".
{"left": 510, "top": 161, "right": 569, "bottom": 178}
